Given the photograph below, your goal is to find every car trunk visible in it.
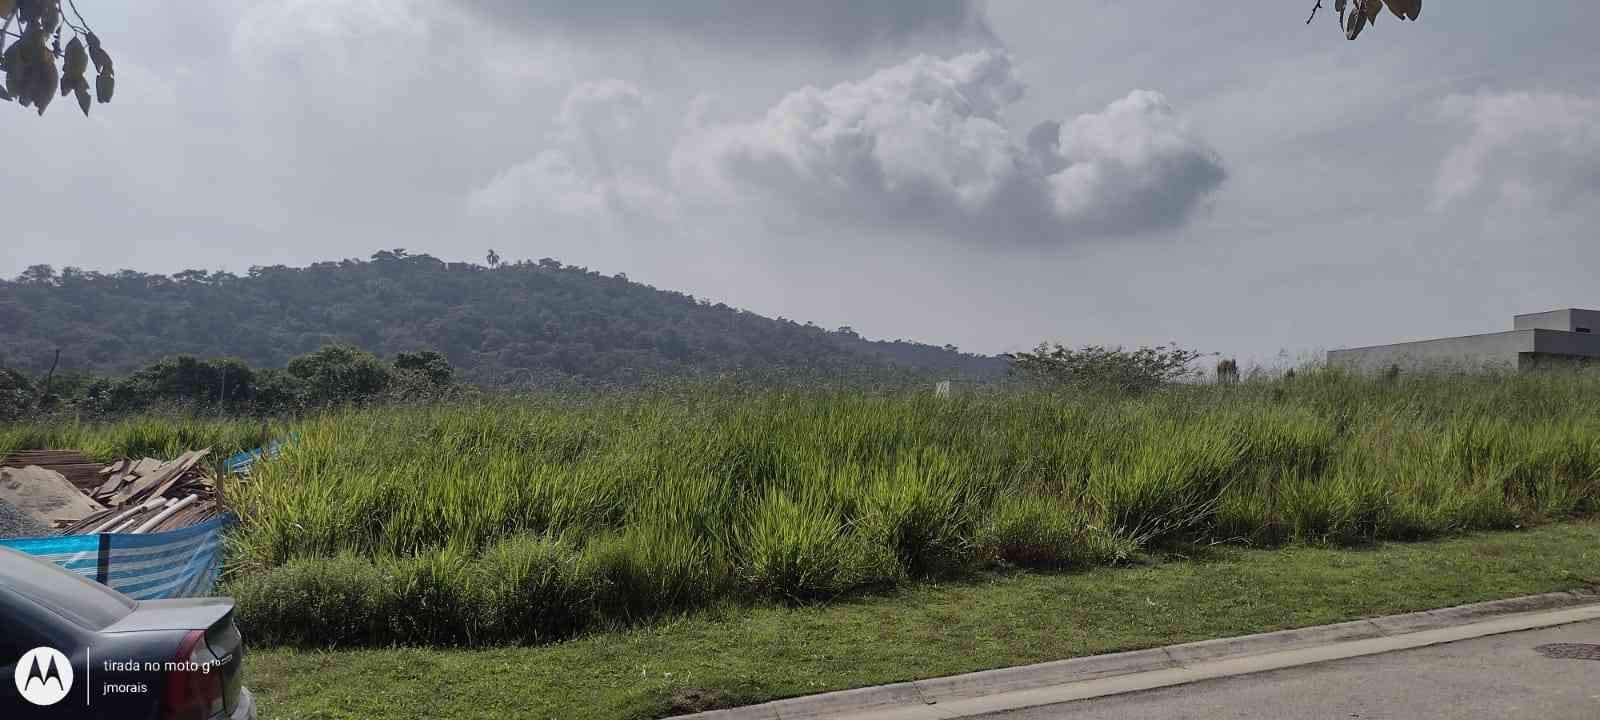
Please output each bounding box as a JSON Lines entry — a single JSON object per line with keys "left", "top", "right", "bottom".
{"left": 206, "top": 610, "right": 245, "bottom": 715}
{"left": 102, "top": 598, "right": 244, "bottom": 716}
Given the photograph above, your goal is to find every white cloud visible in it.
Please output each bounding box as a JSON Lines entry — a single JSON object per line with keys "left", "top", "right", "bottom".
{"left": 467, "top": 79, "right": 679, "bottom": 228}
{"left": 1434, "top": 91, "right": 1600, "bottom": 211}
{"left": 672, "top": 50, "right": 1225, "bottom": 245}
{"left": 1047, "top": 89, "right": 1228, "bottom": 235}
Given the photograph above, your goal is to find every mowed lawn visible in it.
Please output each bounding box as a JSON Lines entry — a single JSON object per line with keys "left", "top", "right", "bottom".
{"left": 246, "top": 520, "right": 1600, "bottom": 720}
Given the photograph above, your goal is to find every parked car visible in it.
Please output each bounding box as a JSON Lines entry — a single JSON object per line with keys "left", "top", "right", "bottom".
{"left": 0, "top": 545, "right": 253, "bottom": 719}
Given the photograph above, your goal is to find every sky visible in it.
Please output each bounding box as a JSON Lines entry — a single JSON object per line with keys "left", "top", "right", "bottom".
{"left": 4, "top": 1, "right": 1599, "bottom": 368}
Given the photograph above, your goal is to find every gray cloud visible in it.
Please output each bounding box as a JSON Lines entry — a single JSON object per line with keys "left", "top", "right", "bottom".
{"left": 458, "top": 0, "right": 995, "bottom": 53}
{"left": 673, "top": 51, "right": 1225, "bottom": 245}
{"left": 1044, "top": 90, "right": 1228, "bottom": 236}
{"left": 467, "top": 79, "right": 680, "bottom": 230}
{"left": 1433, "top": 91, "right": 1600, "bottom": 212}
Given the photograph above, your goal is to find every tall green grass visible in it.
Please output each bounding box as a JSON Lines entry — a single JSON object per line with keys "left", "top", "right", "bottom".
{"left": 0, "top": 413, "right": 278, "bottom": 465}
{"left": 12, "top": 370, "right": 1600, "bottom": 647}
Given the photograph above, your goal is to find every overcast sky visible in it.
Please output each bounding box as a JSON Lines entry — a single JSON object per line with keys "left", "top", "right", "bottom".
{"left": 5, "top": 1, "right": 1599, "bottom": 367}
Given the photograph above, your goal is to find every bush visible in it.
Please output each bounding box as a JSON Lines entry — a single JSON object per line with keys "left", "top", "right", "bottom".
{"left": 585, "top": 523, "right": 729, "bottom": 622}
{"left": 471, "top": 534, "right": 595, "bottom": 642}
{"left": 856, "top": 451, "right": 981, "bottom": 577}
{"left": 1089, "top": 428, "right": 1245, "bottom": 544}
{"left": 381, "top": 545, "right": 480, "bottom": 646}
{"left": 735, "top": 490, "right": 899, "bottom": 602}
{"left": 1006, "top": 343, "right": 1207, "bottom": 394}
{"left": 0, "top": 367, "right": 34, "bottom": 422}
{"left": 229, "top": 554, "right": 395, "bottom": 647}
{"left": 977, "top": 494, "right": 1133, "bottom": 569}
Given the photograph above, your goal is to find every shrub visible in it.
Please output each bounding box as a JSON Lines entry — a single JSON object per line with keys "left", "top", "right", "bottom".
{"left": 1277, "top": 469, "right": 1392, "bottom": 545}
{"left": 856, "top": 451, "right": 981, "bottom": 576}
{"left": 585, "top": 523, "right": 729, "bottom": 622}
{"left": 380, "top": 545, "right": 480, "bottom": 646}
{"left": 735, "top": 489, "right": 899, "bottom": 602}
{"left": 1089, "top": 427, "right": 1245, "bottom": 544}
{"left": 228, "top": 554, "right": 395, "bottom": 647}
{"left": 1006, "top": 342, "right": 1207, "bottom": 394}
{"left": 470, "top": 533, "right": 595, "bottom": 643}
{"left": 977, "top": 493, "right": 1134, "bottom": 569}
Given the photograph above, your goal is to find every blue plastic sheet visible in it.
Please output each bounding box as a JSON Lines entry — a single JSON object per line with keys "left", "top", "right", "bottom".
{"left": 0, "top": 515, "right": 235, "bottom": 600}
{"left": 224, "top": 434, "right": 298, "bottom": 475}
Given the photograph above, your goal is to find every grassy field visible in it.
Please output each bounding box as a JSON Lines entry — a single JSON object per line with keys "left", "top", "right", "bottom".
{"left": 7, "top": 370, "right": 1600, "bottom": 647}
{"left": 245, "top": 521, "right": 1600, "bottom": 720}
{"left": 0, "top": 413, "right": 277, "bottom": 463}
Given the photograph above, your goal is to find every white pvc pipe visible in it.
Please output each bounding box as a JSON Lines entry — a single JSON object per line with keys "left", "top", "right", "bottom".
{"left": 107, "top": 497, "right": 170, "bottom": 534}
{"left": 131, "top": 494, "right": 199, "bottom": 534}
{"left": 85, "top": 496, "right": 167, "bottom": 534}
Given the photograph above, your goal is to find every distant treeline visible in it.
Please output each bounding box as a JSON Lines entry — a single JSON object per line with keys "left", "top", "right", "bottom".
{"left": 0, "top": 250, "right": 1007, "bottom": 389}
{"left": 0, "top": 345, "right": 459, "bottom": 420}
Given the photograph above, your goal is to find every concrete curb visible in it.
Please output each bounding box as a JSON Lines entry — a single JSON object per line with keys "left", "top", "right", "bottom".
{"left": 672, "top": 587, "right": 1600, "bottom": 720}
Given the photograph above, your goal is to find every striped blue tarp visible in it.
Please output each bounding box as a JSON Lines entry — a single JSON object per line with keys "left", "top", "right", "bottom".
{"left": 0, "top": 515, "right": 235, "bottom": 600}
{"left": 224, "top": 433, "right": 299, "bottom": 475}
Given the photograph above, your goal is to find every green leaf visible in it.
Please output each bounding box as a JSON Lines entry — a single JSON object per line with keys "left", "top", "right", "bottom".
{"left": 2, "top": 42, "right": 21, "bottom": 99}
{"left": 88, "top": 45, "right": 112, "bottom": 78}
{"left": 15, "top": 0, "right": 38, "bottom": 25}
{"left": 41, "top": 0, "right": 59, "bottom": 34}
{"left": 30, "top": 40, "right": 55, "bottom": 115}
{"left": 1344, "top": 6, "right": 1367, "bottom": 39}
{"left": 1386, "top": 0, "right": 1421, "bottom": 20}
{"left": 63, "top": 36, "right": 86, "bottom": 79}
{"left": 73, "top": 80, "right": 88, "bottom": 115}
{"left": 94, "top": 70, "right": 111, "bottom": 103}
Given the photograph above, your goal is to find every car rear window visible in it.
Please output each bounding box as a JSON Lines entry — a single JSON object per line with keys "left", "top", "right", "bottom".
{"left": 0, "top": 547, "right": 136, "bottom": 630}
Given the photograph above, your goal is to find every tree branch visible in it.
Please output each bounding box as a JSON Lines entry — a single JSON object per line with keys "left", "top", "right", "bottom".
{"left": 66, "top": 0, "right": 94, "bottom": 36}
{"left": 1306, "top": 0, "right": 1324, "bottom": 24}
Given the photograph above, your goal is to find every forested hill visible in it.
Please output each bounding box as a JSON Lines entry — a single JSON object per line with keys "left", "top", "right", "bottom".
{"left": 0, "top": 252, "right": 1007, "bottom": 386}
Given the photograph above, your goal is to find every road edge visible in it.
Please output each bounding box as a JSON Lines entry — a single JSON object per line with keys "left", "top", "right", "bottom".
{"left": 672, "top": 587, "right": 1600, "bottom": 720}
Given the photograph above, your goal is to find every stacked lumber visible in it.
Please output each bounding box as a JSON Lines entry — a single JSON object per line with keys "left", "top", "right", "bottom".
{"left": 0, "top": 450, "right": 106, "bottom": 490}
{"left": 55, "top": 449, "right": 223, "bottom": 535}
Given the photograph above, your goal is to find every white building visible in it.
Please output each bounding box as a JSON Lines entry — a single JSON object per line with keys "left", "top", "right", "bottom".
{"left": 1327, "top": 309, "right": 1600, "bottom": 373}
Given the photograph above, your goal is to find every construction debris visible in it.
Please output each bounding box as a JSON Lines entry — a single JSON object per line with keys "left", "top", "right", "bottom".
{"left": 0, "top": 497, "right": 54, "bottom": 538}
{"left": 0, "top": 449, "right": 106, "bottom": 490}
{"left": 0, "top": 448, "right": 224, "bottom": 537}
{"left": 0, "top": 466, "right": 108, "bottom": 532}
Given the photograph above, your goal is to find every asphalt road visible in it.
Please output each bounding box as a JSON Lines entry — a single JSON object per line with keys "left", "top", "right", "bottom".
{"left": 986, "top": 619, "right": 1600, "bottom": 720}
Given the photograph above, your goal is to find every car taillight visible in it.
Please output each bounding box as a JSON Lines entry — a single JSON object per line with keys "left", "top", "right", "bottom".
{"left": 160, "top": 629, "right": 224, "bottom": 720}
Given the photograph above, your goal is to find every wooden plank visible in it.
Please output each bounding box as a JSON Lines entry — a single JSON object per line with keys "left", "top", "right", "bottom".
{"left": 108, "top": 451, "right": 198, "bottom": 507}
{"left": 143, "top": 449, "right": 212, "bottom": 504}
{"left": 0, "top": 450, "right": 104, "bottom": 489}
{"left": 92, "top": 461, "right": 129, "bottom": 498}
{"left": 113, "top": 449, "right": 210, "bottom": 507}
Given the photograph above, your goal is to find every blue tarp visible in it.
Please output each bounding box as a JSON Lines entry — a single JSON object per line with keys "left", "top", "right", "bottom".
{"left": 224, "top": 433, "right": 298, "bottom": 475}
{"left": 0, "top": 515, "right": 235, "bottom": 600}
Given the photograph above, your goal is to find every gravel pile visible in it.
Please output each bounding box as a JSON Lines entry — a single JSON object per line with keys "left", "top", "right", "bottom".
{"left": 0, "top": 497, "right": 50, "bottom": 538}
